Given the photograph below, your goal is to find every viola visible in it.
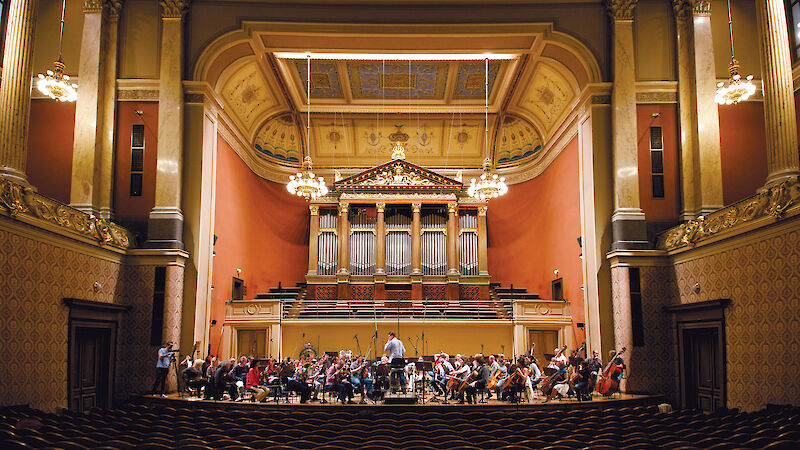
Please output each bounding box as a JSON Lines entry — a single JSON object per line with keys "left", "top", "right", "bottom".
{"left": 597, "top": 347, "right": 627, "bottom": 396}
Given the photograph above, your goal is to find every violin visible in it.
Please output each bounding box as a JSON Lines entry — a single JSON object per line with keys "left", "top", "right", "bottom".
{"left": 597, "top": 347, "right": 627, "bottom": 396}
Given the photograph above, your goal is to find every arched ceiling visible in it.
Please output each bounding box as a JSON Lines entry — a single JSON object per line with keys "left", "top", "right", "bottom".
{"left": 195, "top": 23, "right": 601, "bottom": 183}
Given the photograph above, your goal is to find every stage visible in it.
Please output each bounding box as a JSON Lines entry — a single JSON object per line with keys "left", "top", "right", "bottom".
{"left": 130, "top": 392, "right": 665, "bottom": 413}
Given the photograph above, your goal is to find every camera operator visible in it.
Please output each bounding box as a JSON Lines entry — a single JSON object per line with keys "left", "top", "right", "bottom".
{"left": 151, "top": 341, "right": 176, "bottom": 397}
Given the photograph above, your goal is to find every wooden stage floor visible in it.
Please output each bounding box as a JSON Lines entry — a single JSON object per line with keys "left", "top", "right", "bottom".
{"left": 132, "top": 391, "right": 665, "bottom": 412}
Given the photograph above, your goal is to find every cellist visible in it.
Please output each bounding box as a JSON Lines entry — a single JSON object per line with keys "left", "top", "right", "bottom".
{"left": 542, "top": 361, "right": 570, "bottom": 403}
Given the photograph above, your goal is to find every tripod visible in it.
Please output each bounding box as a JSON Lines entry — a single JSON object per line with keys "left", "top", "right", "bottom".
{"left": 170, "top": 354, "right": 184, "bottom": 399}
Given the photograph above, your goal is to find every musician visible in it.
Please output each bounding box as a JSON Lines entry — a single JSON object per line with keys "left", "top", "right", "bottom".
{"left": 384, "top": 332, "right": 406, "bottom": 393}
{"left": 527, "top": 356, "right": 542, "bottom": 389}
{"left": 499, "top": 358, "right": 526, "bottom": 402}
{"left": 311, "top": 355, "right": 330, "bottom": 403}
{"left": 542, "top": 361, "right": 569, "bottom": 403}
{"left": 350, "top": 355, "right": 372, "bottom": 404}
{"left": 150, "top": 341, "right": 175, "bottom": 397}
{"left": 449, "top": 356, "right": 470, "bottom": 402}
{"left": 610, "top": 351, "right": 626, "bottom": 382}
{"left": 492, "top": 358, "right": 510, "bottom": 399}
{"left": 552, "top": 347, "right": 568, "bottom": 367}
{"left": 210, "top": 360, "right": 238, "bottom": 401}
{"left": 182, "top": 359, "right": 209, "bottom": 399}
{"left": 287, "top": 363, "right": 312, "bottom": 403}
{"left": 205, "top": 356, "right": 219, "bottom": 381}
{"left": 326, "top": 359, "right": 355, "bottom": 404}
{"left": 231, "top": 356, "right": 249, "bottom": 399}
{"left": 571, "top": 359, "right": 594, "bottom": 402}
{"left": 432, "top": 353, "right": 451, "bottom": 398}
{"left": 245, "top": 359, "right": 268, "bottom": 402}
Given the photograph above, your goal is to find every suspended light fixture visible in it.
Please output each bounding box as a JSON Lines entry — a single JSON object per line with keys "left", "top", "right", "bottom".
{"left": 715, "top": 0, "right": 756, "bottom": 105}
{"left": 287, "top": 55, "right": 328, "bottom": 200}
{"left": 36, "top": 0, "right": 78, "bottom": 102}
{"left": 468, "top": 58, "right": 507, "bottom": 201}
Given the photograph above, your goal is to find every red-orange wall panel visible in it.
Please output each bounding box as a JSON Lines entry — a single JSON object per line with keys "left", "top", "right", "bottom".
{"left": 636, "top": 104, "right": 680, "bottom": 222}
{"left": 114, "top": 103, "right": 159, "bottom": 223}
{"left": 210, "top": 136, "right": 309, "bottom": 354}
{"left": 486, "top": 137, "right": 585, "bottom": 341}
{"left": 719, "top": 102, "right": 767, "bottom": 204}
{"left": 26, "top": 99, "right": 75, "bottom": 204}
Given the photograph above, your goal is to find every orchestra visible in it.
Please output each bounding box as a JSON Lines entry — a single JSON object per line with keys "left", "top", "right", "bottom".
{"left": 177, "top": 340, "right": 627, "bottom": 405}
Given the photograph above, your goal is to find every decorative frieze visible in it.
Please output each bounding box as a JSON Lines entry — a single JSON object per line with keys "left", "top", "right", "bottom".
{"left": 0, "top": 179, "right": 132, "bottom": 249}
{"left": 658, "top": 178, "right": 800, "bottom": 250}
{"left": 692, "top": 0, "right": 711, "bottom": 16}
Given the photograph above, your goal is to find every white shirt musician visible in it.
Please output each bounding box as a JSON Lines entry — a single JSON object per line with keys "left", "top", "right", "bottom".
{"left": 384, "top": 331, "right": 406, "bottom": 362}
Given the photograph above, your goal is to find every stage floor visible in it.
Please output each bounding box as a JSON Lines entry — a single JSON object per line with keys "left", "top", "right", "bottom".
{"left": 131, "top": 391, "right": 664, "bottom": 412}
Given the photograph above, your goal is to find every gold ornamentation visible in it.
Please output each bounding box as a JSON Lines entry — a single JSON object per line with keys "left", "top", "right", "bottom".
{"left": 659, "top": 179, "right": 799, "bottom": 250}
{"left": 0, "top": 178, "right": 131, "bottom": 249}
{"left": 362, "top": 164, "right": 434, "bottom": 187}
{"left": 107, "top": 0, "right": 123, "bottom": 19}
{"left": 390, "top": 141, "right": 407, "bottom": 160}
{"left": 478, "top": 206, "right": 488, "bottom": 216}
{"left": 605, "top": 0, "right": 638, "bottom": 20}
{"left": 339, "top": 193, "right": 458, "bottom": 201}
{"left": 412, "top": 202, "right": 422, "bottom": 214}
{"left": 83, "top": 0, "right": 105, "bottom": 13}
{"left": 338, "top": 202, "right": 349, "bottom": 214}
{"left": 160, "top": 0, "right": 189, "bottom": 18}
{"left": 309, "top": 205, "right": 319, "bottom": 215}
{"left": 448, "top": 202, "right": 458, "bottom": 214}
{"left": 692, "top": 0, "right": 711, "bottom": 15}
{"left": 376, "top": 202, "right": 386, "bottom": 213}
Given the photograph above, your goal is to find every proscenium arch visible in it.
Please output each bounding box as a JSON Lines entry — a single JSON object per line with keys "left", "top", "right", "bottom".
{"left": 192, "top": 22, "right": 602, "bottom": 184}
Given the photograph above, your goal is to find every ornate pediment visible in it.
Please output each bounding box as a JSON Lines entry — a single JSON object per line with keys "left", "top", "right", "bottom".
{"left": 334, "top": 159, "right": 464, "bottom": 194}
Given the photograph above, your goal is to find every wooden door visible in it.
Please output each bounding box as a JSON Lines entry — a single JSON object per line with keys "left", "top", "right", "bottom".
{"left": 70, "top": 326, "right": 111, "bottom": 412}
{"left": 237, "top": 329, "right": 267, "bottom": 358}
{"left": 683, "top": 327, "right": 723, "bottom": 411}
{"left": 528, "top": 329, "right": 558, "bottom": 366}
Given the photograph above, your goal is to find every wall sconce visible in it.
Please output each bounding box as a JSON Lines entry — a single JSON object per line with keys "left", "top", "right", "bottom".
{"left": 693, "top": 283, "right": 701, "bottom": 294}
{"left": 92, "top": 281, "right": 102, "bottom": 292}
{"left": 553, "top": 269, "right": 559, "bottom": 277}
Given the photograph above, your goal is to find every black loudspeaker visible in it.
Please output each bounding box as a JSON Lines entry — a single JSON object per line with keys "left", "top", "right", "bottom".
{"left": 577, "top": 322, "right": 585, "bottom": 328}
{"left": 577, "top": 236, "right": 582, "bottom": 248}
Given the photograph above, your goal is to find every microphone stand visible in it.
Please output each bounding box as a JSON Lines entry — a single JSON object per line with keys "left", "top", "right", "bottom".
{"left": 420, "top": 296, "right": 428, "bottom": 404}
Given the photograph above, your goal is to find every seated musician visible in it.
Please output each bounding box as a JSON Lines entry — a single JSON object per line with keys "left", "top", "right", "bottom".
{"left": 499, "top": 357, "right": 526, "bottom": 402}
{"left": 326, "top": 359, "right": 355, "bottom": 404}
{"left": 543, "top": 361, "right": 570, "bottom": 403}
{"left": 245, "top": 359, "right": 268, "bottom": 402}
{"left": 528, "top": 356, "right": 542, "bottom": 390}
{"left": 210, "top": 360, "right": 238, "bottom": 400}
{"left": 350, "top": 355, "right": 372, "bottom": 404}
{"left": 572, "top": 359, "right": 593, "bottom": 402}
{"left": 492, "top": 357, "right": 510, "bottom": 399}
{"left": 182, "top": 359, "right": 209, "bottom": 398}
{"left": 432, "top": 353, "right": 451, "bottom": 398}
{"left": 449, "top": 356, "right": 469, "bottom": 401}
{"left": 287, "top": 362, "right": 312, "bottom": 403}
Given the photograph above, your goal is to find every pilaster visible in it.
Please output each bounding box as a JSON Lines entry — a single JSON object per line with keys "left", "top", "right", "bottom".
{"left": 606, "top": 0, "right": 648, "bottom": 249}
{"left": 336, "top": 201, "right": 349, "bottom": 299}
{"left": 146, "top": 0, "right": 189, "bottom": 249}
{"left": 446, "top": 202, "right": 459, "bottom": 301}
{"left": 374, "top": 202, "right": 386, "bottom": 300}
{"left": 307, "top": 205, "right": 319, "bottom": 275}
{"left": 411, "top": 202, "right": 422, "bottom": 300}
{"left": 477, "top": 205, "right": 488, "bottom": 276}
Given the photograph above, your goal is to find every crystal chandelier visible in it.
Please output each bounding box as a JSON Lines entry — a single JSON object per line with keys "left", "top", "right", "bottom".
{"left": 36, "top": 0, "right": 78, "bottom": 102}
{"left": 287, "top": 55, "right": 327, "bottom": 200}
{"left": 468, "top": 58, "right": 507, "bottom": 201}
{"left": 715, "top": 0, "right": 755, "bottom": 105}
{"left": 287, "top": 156, "right": 328, "bottom": 200}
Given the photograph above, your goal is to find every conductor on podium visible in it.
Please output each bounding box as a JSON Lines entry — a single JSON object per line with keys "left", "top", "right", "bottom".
{"left": 384, "top": 332, "right": 406, "bottom": 393}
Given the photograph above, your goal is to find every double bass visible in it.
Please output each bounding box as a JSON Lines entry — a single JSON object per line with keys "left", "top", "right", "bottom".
{"left": 597, "top": 347, "right": 627, "bottom": 396}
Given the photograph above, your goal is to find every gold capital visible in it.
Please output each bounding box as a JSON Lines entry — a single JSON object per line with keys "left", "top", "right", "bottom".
{"left": 412, "top": 202, "right": 422, "bottom": 213}
{"left": 605, "top": 0, "right": 638, "bottom": 20}
{"left": 160, "top": 0, "right": 189, "bottom": 18}
{"left": 376, "top": 202, "right": 386, "bottom": 213}
{"left": 671, "top": 0, "right": 692, "bottom": 19}
{"left": 478, "top": 206, "right": 488, "bottom": 216}
{"left": 338, "top": 202, "right": 349, "bottom": 214}
{"left": 448, "top": 202, "right": 458, "bottom": 214}
{"left": 692, "top": 0, "right": 711, "bottom": 16}
{"left": 309, "top": 205, "right": 319, "bottom": 215}
{"left": 107, "top": 0, "right": 123, "bottom": 20}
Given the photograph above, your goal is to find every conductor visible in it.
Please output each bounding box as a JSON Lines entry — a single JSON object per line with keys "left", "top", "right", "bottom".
{"left": 384, "top": 331, "right": 406, "bottom": 393}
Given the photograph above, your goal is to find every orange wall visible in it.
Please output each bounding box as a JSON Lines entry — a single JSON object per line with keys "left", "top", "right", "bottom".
{"left": 26, "top": 99, "right": 75, "bottom": 204}
{"left": 718, "top": 102, "right": 767, "bottom": 204}
{"left": 486, "top": 137, "right": 585, "bottom": 341}
{"left": 114, "top": 103, "right": 159, "bottom": 224}
{"left": 636, "top": 104, "right": 680, "bottom": 222}
{"left": 210, "top": 135, "right": 310, "bottom": 354}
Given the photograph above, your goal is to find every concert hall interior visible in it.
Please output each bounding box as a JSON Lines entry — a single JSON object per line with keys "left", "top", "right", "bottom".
{"left": 1, "top": 0, "right": 800, "bottom": 436}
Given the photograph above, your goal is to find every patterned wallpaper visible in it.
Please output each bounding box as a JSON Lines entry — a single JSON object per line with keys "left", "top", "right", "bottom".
{"left": 0, "top": 223, "right": 183, "bottom": 412}
{"left": 620, "top": 225, "right": 800, "bottom": 411}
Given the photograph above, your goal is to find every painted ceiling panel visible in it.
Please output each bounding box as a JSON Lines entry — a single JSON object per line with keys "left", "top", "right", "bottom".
{"left": 220, "top": 60, "right": 280, "bottom": 131}
{"left": 253, "top": 113, "right": 303, "bottom": 165}
{"left": 294, "top": 60, "right": 345, "bottom": 98}
{"left": 452, "top": 61, "right": 501, "bottom": 99}
{"left": 516, "top": 62, "right": 575, "bottom": 134}
{"left": 494, "top": 115, "right": 542, "bottom": 166}
{"left": 347, "top": 61, "right": 449, "bottom": 100}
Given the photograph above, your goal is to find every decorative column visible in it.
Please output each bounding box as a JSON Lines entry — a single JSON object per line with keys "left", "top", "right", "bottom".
{"left": 691, "top": 0, "right": 723, "bottom": 215}
{"left": 70, "top": 0, "right": 122, "bottom": 218}
{"left": 0, "top": 0, "right": 39, "bottom": 184}
{"left": 757, "top": 0, "right": 800, "bottom": 185}
{"left": 336, "top": 201, "right": 349, "bottom": 299}
{"left": 477, "top": 205, "right": 489, "bottom": 275}
{"left": 146, "top": 0, "right": 189, "bottom": 249}
{"left": 446, "top": 202, "right": 459, "bottom": 301}
{"left": 411, "top": 202, "right": 422, "bottom": 300}
{"left": 374, "top": 202, "right": 386, "bottom": 301}
{"left": 307, "top": 205, "right": 319, "bottom": 275}
{"left": 606, "top": 0, "right": 648, "bottom": 250}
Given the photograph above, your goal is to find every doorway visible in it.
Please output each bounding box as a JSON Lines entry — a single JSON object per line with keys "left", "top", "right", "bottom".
{"left": 682, "top": 325, "right": 724, "bottom": 411}
{"left": 70, "top": 326, "right": 111, "bottom": 412}
{"left": 528, "top": 329, "right": 559, "bottom": 366}
{"left": 237, "top": 329, "right": 268, "bottom": 358}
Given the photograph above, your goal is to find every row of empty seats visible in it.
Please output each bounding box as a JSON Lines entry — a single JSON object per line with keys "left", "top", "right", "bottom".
{"left": 1, "top": 402, "right": 799, "bottom": 449}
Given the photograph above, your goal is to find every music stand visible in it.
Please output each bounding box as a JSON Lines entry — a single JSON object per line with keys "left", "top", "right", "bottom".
{"left": 414, "top": 360, "right": 433, "bottom": 404}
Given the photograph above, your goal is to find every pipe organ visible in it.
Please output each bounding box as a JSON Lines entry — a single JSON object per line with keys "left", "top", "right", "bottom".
{"left": 305, "top": 156, "right": 491, "bottom": 301}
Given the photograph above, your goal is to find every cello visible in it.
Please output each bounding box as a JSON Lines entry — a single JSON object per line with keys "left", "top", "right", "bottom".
{"left": 597, "top": 347, "right": 626, "bottom": 396}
